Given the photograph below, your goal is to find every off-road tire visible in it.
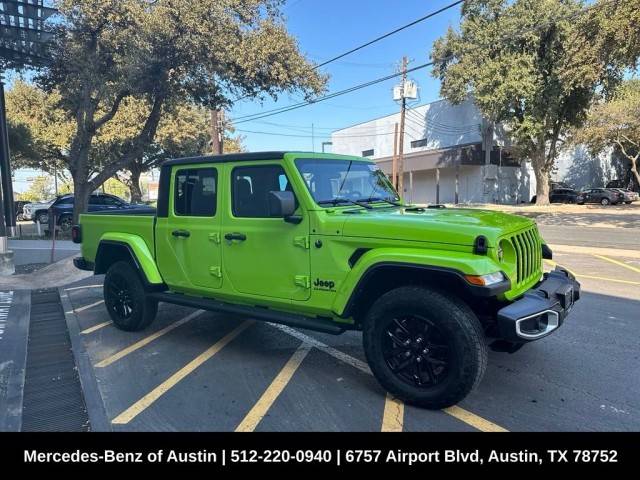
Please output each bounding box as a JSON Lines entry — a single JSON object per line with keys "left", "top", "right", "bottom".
{"left": 363, "top": 286, "right": 487, "bottom": 409}
{"left": 104, "top": 261, "right": 158, "bottom": 331}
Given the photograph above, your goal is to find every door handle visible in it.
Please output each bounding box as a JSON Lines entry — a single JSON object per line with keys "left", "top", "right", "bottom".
{"left": 172, "top": 229, "right": 191, "bottom": 238}
{"left": 225, "top": 232, "right": 247, "bottom": 242}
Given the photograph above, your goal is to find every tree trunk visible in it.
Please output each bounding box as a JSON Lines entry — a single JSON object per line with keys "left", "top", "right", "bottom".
{"left": 630, "top": 156, "right": 640, "bottom": 190}
{"left": 129, "top": 168, "right": 143, "bottom": 204}
{"left": 72, "top": 175, "right": 91, "bottom": 224}
{"left": 533, "top": 158, "right": 551, "bottom": 205}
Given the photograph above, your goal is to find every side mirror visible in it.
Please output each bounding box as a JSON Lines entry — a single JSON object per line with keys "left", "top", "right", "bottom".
{"left": 267, "top": 190, "right": 296, "bottom": 218}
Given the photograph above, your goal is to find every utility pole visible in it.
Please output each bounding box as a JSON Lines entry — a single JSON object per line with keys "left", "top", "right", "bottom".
{"left": 210, "top": 109, "right": 224, "bottom": 155}
{"left": 397, "top": 56, "right": 408, "bottom": 197}
{"left": 392, "top": 122, "right": 398, "bottom": 189}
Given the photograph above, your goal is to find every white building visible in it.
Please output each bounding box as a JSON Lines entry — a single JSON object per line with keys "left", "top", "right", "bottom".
{"left": 331, "top": 96, "right": 533, "bottom": 205}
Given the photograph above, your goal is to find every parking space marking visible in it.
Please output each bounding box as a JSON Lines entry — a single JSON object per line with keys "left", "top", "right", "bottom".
{"left": 95, "top": 310, "right": 205, "bottom": 368}
{"left": 65, "top": 285, "right": 103, "bottom": 292}
{"left": 381, "top": 394, "right": 404, "bottom": 432}
{"left": 443, "top": 406, "right": 508, "bottom": 432}
{"left": 111, "top": 320, "right": 254, "bottom": 425}
{"left": 592, "top": 254, "right": 640, "bottom": 274}
{"left": 272, "top": 324, "right": 507, "bottom": 432}
{"left": 81, "top": 320, "right": 112, "bottom": 335}
{"left": 544, "top": 260, "right": 640, "bottom": 286}
{"left": 75, "top": 299, "right": 105, "bottom": 313}
{"left": 235, "top": 342, "right": 312, "bottom": 432}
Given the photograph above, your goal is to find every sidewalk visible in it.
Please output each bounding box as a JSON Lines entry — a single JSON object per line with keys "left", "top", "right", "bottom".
{"left": 8, "top": 239, "right": 80, "bottom": 266}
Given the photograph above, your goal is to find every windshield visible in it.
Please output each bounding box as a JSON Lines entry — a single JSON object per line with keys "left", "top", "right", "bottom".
{"left": 295, "top": 158, "right": 399, "bottom": 206}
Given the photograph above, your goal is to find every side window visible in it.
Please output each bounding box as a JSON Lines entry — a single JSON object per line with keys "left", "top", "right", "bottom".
{"left": 102, "top": 196, "right": 122, "bottom": 206}
{"left": 174, "top": 168, "right": 217, "bottom": 217}
{"left": 232, "top": 165, "right": 290, "bottom": 218}
{"left": 89, "top": 195, "right": 102, "bottom": 205}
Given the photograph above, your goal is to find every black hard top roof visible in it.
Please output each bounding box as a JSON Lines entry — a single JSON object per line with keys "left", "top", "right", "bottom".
{"left": 161, "top": 151, "right": 363, "bottom": 167}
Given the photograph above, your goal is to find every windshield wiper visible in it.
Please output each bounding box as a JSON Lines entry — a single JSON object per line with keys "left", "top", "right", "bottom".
{"left": 356, "top": 197, "right": 403, "bottom": 207}
{"left": 317, "top": 198, "right": 373, "bottom": 209}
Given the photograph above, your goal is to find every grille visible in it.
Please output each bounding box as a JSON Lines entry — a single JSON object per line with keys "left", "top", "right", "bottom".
{"left": 510, "top": 227, "right": 542, "bottom": 287}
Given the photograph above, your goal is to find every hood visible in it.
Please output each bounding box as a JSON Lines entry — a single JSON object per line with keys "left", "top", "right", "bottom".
{"left": 340, "top": 207, "right": 534, "bottom": 247}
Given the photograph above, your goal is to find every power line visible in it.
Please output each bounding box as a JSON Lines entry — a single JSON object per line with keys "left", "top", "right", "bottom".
{"left": 235, "top": 128, "right": 397, "bottom": 139}
{"left": 315, "top": 0, "right": 465, "bottom": 68}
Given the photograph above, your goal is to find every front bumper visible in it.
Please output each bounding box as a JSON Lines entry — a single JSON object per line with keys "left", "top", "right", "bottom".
{"left": 497, "top": 267, "right": 580, "bottom": 342}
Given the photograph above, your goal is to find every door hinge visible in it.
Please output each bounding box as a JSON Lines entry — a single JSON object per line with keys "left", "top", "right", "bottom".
{"left": 294, "top": 275, "right": 310, "bottom": 289}
{"left": 293, "top": 236, "right": 310, "bottom": 249}
{"left": 208, "top": 232, "right": 221, "bottom": 244}
{"left": 209, "top": 266, "right": 222, "bottom": 278}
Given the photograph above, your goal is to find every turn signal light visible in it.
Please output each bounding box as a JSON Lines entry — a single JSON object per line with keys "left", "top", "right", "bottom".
{"left": 465, "top": 272, "right": 505, "bottom": 286}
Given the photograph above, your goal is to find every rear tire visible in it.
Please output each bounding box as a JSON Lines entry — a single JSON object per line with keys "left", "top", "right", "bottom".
{"left": 362, "top": 286, "right": 487, "bottom": 409}
{"left": 601, "top": 198, "right": 610, "bottom": 206}
{"left": 104, "top": 261, "right": 157, "bottom": 331}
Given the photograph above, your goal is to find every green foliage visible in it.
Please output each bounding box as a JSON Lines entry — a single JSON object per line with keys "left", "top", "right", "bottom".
{"left": 40, "top": 0, "right": 326, "bottom": 219}
{"left": 17, "top": 176, "right": 55, "bottom": 202}
{"left": 431, "top": 0, "right": 640, "bottom": 203}
{"left": 573, "top": 79, "right": 640, "bottom": 186}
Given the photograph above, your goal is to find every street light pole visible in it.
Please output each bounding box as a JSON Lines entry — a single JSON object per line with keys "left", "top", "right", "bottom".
{"left": 397, "top": 56, "right": 408, "bottom": 198}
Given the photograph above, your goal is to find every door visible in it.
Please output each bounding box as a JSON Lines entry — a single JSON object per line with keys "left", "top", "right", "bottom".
{"left": 156, "top": 166, "right": 223, "bottom": 291}
{"left": 222, "top": 163, "right": 310, "bottom": 301}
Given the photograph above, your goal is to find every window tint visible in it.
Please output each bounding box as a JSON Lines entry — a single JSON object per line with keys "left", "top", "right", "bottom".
{"left": 58, "top": 197, "right": 74, "bottom": 205}
{"left": 102, "top": 196, "right": 122, "bottom": 206}
{"left": 174, "top": 168, "right": 217, "bottom": 216}
{"left": 232, "top": 165, "right": 290, "bottom": 218}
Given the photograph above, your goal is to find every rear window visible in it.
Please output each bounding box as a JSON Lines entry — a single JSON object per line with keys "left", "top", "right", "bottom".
{"left": 174, "top": 168, "right": 218, "bottom": 217}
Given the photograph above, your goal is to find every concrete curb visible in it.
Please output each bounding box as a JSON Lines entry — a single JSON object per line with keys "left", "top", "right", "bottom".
{"left": 550, "top": 243, "right": 640, "bottom": 259}
{"left": 59, "top": 287, "right": 112, "bottom": 432}
{"left": 0, "top": 256, "right": 92, "bottom": 290}
{"left": 0, "top": 290, "right": 30, "bottom": 432}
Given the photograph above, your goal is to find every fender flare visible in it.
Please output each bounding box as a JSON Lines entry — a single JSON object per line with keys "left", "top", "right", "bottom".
{"left": 95, "top": 233, "right": 164, "bottom": 287}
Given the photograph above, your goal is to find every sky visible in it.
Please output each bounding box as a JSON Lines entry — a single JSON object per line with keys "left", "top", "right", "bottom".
{"left": 228, "top": 0, "right": 464, "bottom": 153}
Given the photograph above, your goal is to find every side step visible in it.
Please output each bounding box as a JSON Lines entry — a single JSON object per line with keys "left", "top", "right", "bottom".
{"left": 148, "top": 292, "right": 347, "bottom": 335}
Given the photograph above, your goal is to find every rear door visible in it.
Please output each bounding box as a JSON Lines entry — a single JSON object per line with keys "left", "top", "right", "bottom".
{"left": 155, "top": 165, "right": 223, "bottom": 291}
{"left": 221, "top": 162, "right": 311, "bottom": 301}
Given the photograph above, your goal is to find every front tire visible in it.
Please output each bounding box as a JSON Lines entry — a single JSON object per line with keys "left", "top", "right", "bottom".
{"left": 601, "top": 198, "right": 610, "bottom": 206}
{"left": 363, "top": 286, "right": 487, "bottom": 409}
{"left": 104, "top": 261, "right": 158, "bottom": 331}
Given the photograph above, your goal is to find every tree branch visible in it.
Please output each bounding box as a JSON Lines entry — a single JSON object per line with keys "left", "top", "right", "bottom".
{"left": 93, "top": 90, "right": 130, "bottom": 132}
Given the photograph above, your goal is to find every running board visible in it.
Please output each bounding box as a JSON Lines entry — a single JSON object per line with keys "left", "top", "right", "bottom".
{"left": 148, "top": 292, "right": 347, "bottom": 335}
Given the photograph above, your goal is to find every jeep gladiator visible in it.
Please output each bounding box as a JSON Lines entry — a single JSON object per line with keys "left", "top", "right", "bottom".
{"left": 73, "top": 151, "right": 580, "bottom": 409}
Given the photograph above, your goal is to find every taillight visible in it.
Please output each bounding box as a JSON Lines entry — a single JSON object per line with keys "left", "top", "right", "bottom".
{"left": 71, "top": 225, "right": 82, "bottom": 244}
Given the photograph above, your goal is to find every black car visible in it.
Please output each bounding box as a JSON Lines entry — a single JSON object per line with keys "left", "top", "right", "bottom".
{"left": 576, "top": 188, "right": 621, "bottom": 206}
{"left": 48, "top": 193, "right": 141, "bottom": 231}
{"left": 549, "top": 188, "right": 579, "bottom": 204}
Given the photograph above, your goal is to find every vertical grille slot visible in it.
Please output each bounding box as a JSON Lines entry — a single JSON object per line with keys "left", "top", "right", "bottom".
{"left": 509, "top": 227, "right": 542, "bottom": 289}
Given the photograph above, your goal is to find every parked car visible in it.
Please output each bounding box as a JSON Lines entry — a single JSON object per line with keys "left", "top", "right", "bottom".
{"left": 73, "top": 151, "right": 581, "bottom": 409}
{"left": 48, "top": 193, "right": 143, "bottom": 231}
{"left": 23, "top": 197, "right": 58, "bottom": 224}
{"left": 609, "top": 188, "right": 639, "bottom": 204}
{"left": 549, "top": 188, "right": 579, "bottom": 204}
{"left": 576, "top": 188, "right": 621, "bottom": 206}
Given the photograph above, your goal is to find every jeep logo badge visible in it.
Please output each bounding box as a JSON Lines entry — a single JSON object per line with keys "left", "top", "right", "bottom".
{"left": 313, "top": 278, "right": 336, "bottom": 291}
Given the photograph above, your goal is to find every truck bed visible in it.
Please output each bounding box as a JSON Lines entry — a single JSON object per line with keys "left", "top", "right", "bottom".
{"left": 79, "top": 210, "right": 156, "bottom": 265}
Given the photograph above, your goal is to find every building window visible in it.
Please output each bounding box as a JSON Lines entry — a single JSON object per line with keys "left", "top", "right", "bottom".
{"left": 410, "top": 138, "right": 428, "bottom": 148}
{"left": 362, "top": 149, "right": 374, "bottom": 157}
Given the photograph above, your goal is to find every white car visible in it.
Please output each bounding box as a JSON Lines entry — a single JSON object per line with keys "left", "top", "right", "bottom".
{"left": 22, "top": 198, "right": 57, "bottom": 224}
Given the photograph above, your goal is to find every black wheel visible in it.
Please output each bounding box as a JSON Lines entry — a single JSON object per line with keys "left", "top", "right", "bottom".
{"left": 363, "top": 286, "right": 487, "bottom": 409}
{"left": 601, "top": 197, "right": 610, "bottom": 206}
{"left": 104, "top": 261, "right": 157, "bottom": 331}
{"left": 625, "top": 201, "right": 632, "bottom": 205}
{"left": 59, "top": 215, "right": 73, "bottom": 231}
{"left": 36, "top": 212, "right": 48, "bottom": 224}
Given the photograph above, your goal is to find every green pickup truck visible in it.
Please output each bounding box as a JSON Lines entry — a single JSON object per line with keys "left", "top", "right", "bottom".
{"left": 73, "top": 151, "right": 580, "bottom": 409}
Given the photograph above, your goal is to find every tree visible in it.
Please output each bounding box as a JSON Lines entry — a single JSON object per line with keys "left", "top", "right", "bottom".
{"left": 431, "top": 0, "right": 640, "bottom": 204}
{"left": 17, "top": 176, "right": 55, "bottom": 202}
{"left": 40, "top": 0, "right": 326, "bottom": 221}
{"left": 572, "top": 79, "right": 640, "bottom": 189}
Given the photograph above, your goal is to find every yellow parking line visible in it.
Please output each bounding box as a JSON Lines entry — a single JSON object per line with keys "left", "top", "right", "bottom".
{"left": 75, "top": 299, "right": 105, "bottom": 313}
{"left": 592, "top": 254, "right": 640, "bottom": 274}
{"left": 544, "top": 260, "right": 640, "bottom": 286}
{"left": 95, "top": 310, "right": 205, "bottom": 368}
{"left": 443, "top": 406, "right": 509, "bottom": 432}
{"left": 81, "top": 320, "right": 112, "bottom": 334}
{"left": 381, "top": 394, "right": 404, "bottom": 432}
{"left": 112, "top": 320, "right": 253, "bottom": 425}
{"left": 272, "top": 324, "right": 507, "bottom": 432}
{"left": 235, "top": 342, "right": 312, "bottom": 432}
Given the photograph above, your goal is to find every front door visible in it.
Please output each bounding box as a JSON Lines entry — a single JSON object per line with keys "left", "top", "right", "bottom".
{"left": 156, "top": 165, "right": 223, "bottom": 291}
{"left": 222, "top": 162, "right": 310, "bottom": 301}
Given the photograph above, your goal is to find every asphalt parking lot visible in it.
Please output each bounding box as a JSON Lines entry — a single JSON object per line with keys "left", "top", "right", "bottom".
{"left": 59, "top": 248, "right": 640, "bottom": 432}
